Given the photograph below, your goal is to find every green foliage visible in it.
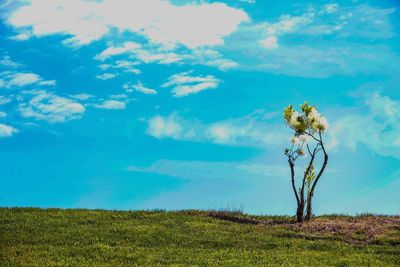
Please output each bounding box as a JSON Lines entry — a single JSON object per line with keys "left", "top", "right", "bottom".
{"left": 283, "top": 101, "right": 328, "bottom": 135}
{"left": 0, "top": 208, "right": 399, "bottom": 266}
{"left": 300, "top": 102, "right": 314, "bottom": 116}
{"left": 305, "top": 164, "right": 316, "bottom": 193}
{"left": 283, "top": 104, "right": 294, "bottom": 122}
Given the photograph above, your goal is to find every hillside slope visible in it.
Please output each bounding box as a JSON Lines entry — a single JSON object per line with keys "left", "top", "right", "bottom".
{"left": 0, "top": 208, "right": 399, "bottom": 266}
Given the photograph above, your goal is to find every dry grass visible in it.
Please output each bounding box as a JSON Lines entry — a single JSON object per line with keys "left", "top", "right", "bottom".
{"left": 285, "top": 215, "right": 400, "bottom": 244}
{"left": 206, "top": 211, "right": 400, "bottom": 244}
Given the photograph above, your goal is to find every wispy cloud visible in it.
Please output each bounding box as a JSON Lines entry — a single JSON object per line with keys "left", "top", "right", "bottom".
{"left": 0, "top": 56, "right": 56, "bottom": 88}
{"left": 260, "top": 10, "right": 315, "bottom": 48}
{"left": 95, "top": 42, "right": 141, "bottom": 61}
{"left": 0, "top": 96, "right": 12, "bottom": 105}
{"left": 0, "top": 55, "right": 20, "bottom": 68}
{"left": 224, "top": 3, "right": 399, "bottom": 77}
{"left": 99, "top": 60, "right": 141, "bottom": 75}
{"left": 258, "top": 3, "right": 395, "bottom": 50}
{"left": 95, "top": 73, "right": 117, "bottom": 80}
{"left": 328, "top": 92, "right": 400, "bottom": 159}
{"left": 2, "top": 72, "right": 40, "bottom": 87}
{"left": 18, "top": 90, "right": 85, "bottom": 123}
{"left": 0, "top": 123, "right": 18, "bottom": 137}
{"left": 161, "top": 71, "right": 220, "bottom": 97}
{"left": 38, "top": 80, "right": 56, "bottom": 86}
{"left": 146, "top": 110, "right": 287, "bottom": 147}
{"left": 127, "top": 159, "right": 288, "bottom": 181}
{"left": 69, "top": 93, "right": 93, "bottom": 101}
{"left": 147, "top": 114, "right": 183, "bottom": 139}
{"left": 124, "top": 81, "right": 157, "bottom": 95}
{"left": 93, "top": 100, "right": 126, "bottom": 110}
{"left": 96, "top": 42, "right": 238, "bottom": 71}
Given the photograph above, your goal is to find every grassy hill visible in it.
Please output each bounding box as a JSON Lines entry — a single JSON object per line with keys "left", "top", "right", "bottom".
{"left": 0, "top": 208, "right": 399, "bottom": 266}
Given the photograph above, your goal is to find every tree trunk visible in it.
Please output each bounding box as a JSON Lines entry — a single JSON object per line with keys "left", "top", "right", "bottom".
{"left": 305, "top": 192, "right": 313, "bottom": 221}
{"left": 296, "top": 203, "right": 304, "bottom": 223}
{"left": 305, "top": 151, "right": 328, "bottom": 222}
{"left": 288, "top": 159, "right": 303, "bottom": 223}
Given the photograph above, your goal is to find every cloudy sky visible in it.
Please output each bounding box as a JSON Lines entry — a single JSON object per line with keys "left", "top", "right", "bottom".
{"left": 0, "top": 0, "right": 399, "bottom": 215}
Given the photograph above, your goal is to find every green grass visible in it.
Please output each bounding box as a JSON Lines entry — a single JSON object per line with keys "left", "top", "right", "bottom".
{"left": 0, "top": 208, "right": 399, "bottom": 266}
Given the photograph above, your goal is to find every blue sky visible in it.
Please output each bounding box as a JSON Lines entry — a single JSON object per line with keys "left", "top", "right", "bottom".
{"left": 0, "top": 0, "right": 399, "bottom": 215}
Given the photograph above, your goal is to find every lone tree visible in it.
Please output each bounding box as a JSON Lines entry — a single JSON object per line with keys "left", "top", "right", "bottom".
{"left": 283, "top": 103, "right": 329, "bottom": 223}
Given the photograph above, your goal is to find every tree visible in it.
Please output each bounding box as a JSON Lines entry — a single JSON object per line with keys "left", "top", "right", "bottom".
{"left": 283, "top": 102, "right": 329, "bottom": 223}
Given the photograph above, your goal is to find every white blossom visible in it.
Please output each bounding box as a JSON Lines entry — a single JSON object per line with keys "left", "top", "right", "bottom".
{"left": 311, "top": 120, "right": 320, "bottom": 132}
{"left": 289, "top": 112, "right": 301, "bottom": 127}
{"left": 290, "top": 136, "right": 300, "bottom": 145}
{"left": 319, "top": 116, "right": 329, "bottom": 132}
{"left": 298, "top": 134, "right": 309, "bottom": 143}
{"left": 307, "top": 107, "right": 320, "bottom": 121}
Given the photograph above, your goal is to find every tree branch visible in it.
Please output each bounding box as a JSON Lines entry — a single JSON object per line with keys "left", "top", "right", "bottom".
{"left": 288, "top": 158, "right": 300, "bottom": 206}
{"left": 310, "top": 132, "right": 328, "bottom": 194}
{"left": 300, "top": 145, "right": 317, "bottom": 203}
{"left": 305, "top": 132, "right": 320, "bottom": 143}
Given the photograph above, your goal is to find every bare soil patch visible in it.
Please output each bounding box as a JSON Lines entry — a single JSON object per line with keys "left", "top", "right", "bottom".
{"left": 284, "top": 216, "right": 400, "bottom": 244}
{"left": 207, "top": 211, "right": 400, "bottom": 244}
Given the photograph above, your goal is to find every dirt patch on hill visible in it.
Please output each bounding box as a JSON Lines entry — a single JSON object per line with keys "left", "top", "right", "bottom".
{"left": 284, "top": 216, "right": 400, "bottom": 244}
{"left": 207, "top": 211, "right": 400, "bottom": 245}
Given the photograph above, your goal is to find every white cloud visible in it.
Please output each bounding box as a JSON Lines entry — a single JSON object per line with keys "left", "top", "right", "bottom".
{"left": 95, "top": 42, "right": 141, "bottom": 61}
{"left": 133, "top": 48, "right": 182, "bottom": 65}
{"left": 0, "top": 123, "right": 18, "bottom": 137}
{"left": 147, "top": 114, "right": 182, "bottom": 139}
{"left": 190, "top": 49, "right": 239, "bottom": 71}
{"left": 339, "top": 5, "right": 396, "bottom": 39}
{"left": 96, "top": 42, "right": 183, "bottom": 66}
{"left": 0, "top": 111, "right": 7, "bottom": 117}
{"left": 172, "top": 82, "right": 218, "bottom": 97}
{"left": 207, "top": 123, "right": 240, "bottom": 144}
{"left": 328, "top": 92, "right": 400, "bottom": 159}
{"left": 299, "top": 4, "right": 395, "bottom": 38}
{"left": 0, "top": 70, "right": 57, "bottom": 88}
{"left": 127, "top": 159, "right": 287, "bottom": 181}
{"left": 238, "top": 0, "right": 256, "bottom": 3}
{"left": 0, "top": 56, "right": 20, "bottom": 68}
{"left": 146, "top": 110, "right": 287, "bottom": 147}
{"left": 96, "top": 43, "right": 238, "bottom": 71}
{"left": 259, "top": 11, "right": 315, "bottom": 49}
{"left": 253, "top": 3, "right": 397, "bottom": 74}
{"left": 266, "top": 14, "right": 314, "bottom": 36}
{"left": 113, "top": 60, "right": 141, "bottom": 74}
{"left": 229, "top": 39, "right": 400, "bottom": 78}
{"left": 125, "top": 81, "right": 157, "bottom": 95}
{"left": 38, "top": 80, "right": 56, "bottom": 86}
{"left": 8, "top": 0, "right": 248, "bottom": 48}
{"left": 161, "top": 71, "right": 220, "bottom": 97}
{"left": 323, "top": 3, "right": 339, "bottom": 14}
{"left": 18, "top": 90, "right": 85, "bottom": 123}
{"left": 69, "top": 93, "right": 93, "bottom": 100}
{"left": 94, "top": 100, "right": 126, "bottom": 110}
{"left": 98, "top": 59, "right": 141, "bottom": 75}
{"left": 9, "top": 32, "right": 31, "bottom": 41}
{"left": 96, "top": 73, "right": 116, "bottom": 80}
{"left": 109, "top": 94, "right": 128, "bottom": 99}
{"left": 6, "top": 73, "right": 40, "bottom": 87}
{"left": 8, "top": 0, "right": 108, "bottom": 47}
{"left": 206, "top": 121, "right": 284, "bottom": 146}
{"left": 260, "top": 35, "right": 278, "bottom": 49}
{"left": 0, "top": 96, "right": 12, "bottom": 105}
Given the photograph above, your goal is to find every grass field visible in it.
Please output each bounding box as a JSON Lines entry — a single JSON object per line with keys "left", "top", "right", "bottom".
{"left": 0, "top": 208, "right": 399, "bottom": 266}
